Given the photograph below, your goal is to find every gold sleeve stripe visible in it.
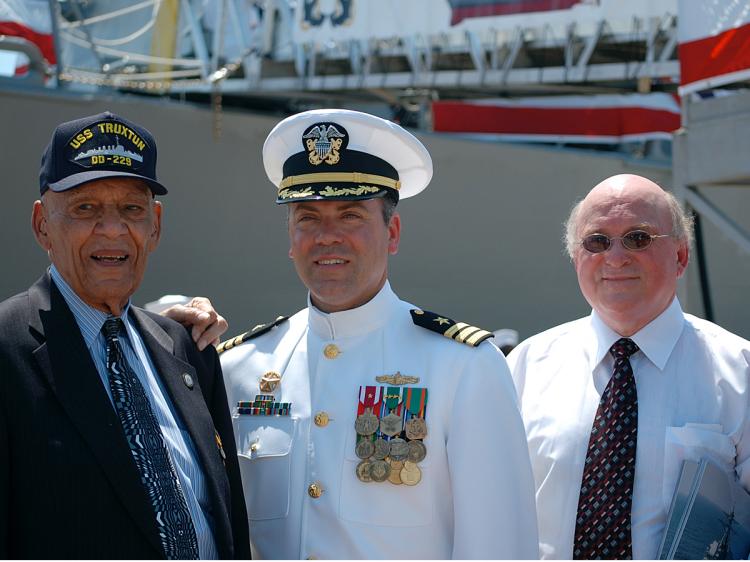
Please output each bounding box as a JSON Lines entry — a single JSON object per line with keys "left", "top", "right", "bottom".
{"left": 217, "top": 331, "right": 248, "bottom": 353}
{"left": 280, "top": 172, "right": 401, "bottom": 191}
{"left": 465, "top": 329, "right": 493, "bottom": 346}
{"left": 216, "top": 316, "right": 289, "bottom": 354}
{"left": 444, "top": 322, "right": 469, "bottom": 339}
{"left": 456, "top": 326, "right": 482, "bottom": 343}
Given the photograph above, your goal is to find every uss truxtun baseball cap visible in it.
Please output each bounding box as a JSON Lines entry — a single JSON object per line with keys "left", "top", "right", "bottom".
{"left": 39, "top": 111, "right": 168, "bottom": 195}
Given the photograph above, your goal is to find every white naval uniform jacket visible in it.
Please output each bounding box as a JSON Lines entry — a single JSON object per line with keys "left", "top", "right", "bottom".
{"left": 221, "top": 282, "right": 539, "bottom": 559}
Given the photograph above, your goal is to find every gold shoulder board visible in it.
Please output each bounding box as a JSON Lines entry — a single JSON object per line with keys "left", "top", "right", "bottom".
{"left": 216, "top": 315, "right": 288, "bottom": 354}
{"left": 409, "top": 309, "right": 493, "bottom": 348}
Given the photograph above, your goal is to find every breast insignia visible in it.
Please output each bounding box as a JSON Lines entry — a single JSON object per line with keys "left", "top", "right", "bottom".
{"left": 410, "top": 309, "right": 493, "bottom": 347}
{"left": 216, "top": 315, "right": 288, "bottom": 354}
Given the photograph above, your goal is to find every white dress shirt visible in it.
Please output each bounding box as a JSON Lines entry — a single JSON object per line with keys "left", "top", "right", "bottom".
{"left": 508, "top": 297, "right": 750, "bottom": 559}
{"left": 221, "top": 281, "right": 539, "bottom": 559}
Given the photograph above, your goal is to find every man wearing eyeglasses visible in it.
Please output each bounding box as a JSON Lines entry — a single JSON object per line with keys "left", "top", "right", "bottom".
{"left": 507, "top": 173, "right": 750, "bottom": 559}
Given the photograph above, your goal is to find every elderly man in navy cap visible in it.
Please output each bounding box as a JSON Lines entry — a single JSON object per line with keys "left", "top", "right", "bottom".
{"left": 218, "top": 109, "right": 539, "bottom": 559}
{"left": 0, "top": 111, "right": 249, "bottom": 559}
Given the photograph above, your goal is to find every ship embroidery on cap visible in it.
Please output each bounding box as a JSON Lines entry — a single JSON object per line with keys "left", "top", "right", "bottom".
{"left": 66, "top": 120, "right": 149, "bottom": 172}
{"left": 74, "top": 136, "right": 143, "bottom": 164}
{"left": 303, "top": 123, "right": 347, "bottom": 165}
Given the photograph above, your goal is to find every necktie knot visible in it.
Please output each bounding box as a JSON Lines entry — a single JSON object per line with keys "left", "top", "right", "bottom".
{"left": 102, "top": 317, "right": 124, "bottom": 342}
{"left": 610, "top": 337, "right": 639, "bottom": 360}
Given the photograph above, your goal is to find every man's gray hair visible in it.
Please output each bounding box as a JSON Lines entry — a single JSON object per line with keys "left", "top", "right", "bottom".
{"left": 563, "top": 188, "right": 694, "bottom": 260}
{"left": 381, "top": 193, "right": 398, "bottom": 225}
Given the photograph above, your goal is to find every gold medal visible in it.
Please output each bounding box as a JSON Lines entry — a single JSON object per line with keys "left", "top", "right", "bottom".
{"left": 354, "top": 412, "right": 379, "bottom": 436}
{"left": 369, "top": 459, "right": 391, "bottom": 482}
{"left": 407, "top": 440, "right": 427, "bottom": 463}
{"left": 400, "top": 461, "right": 422, "bottom": 486}
{"left": 388, "top": 460, "right": 404, "bottom": 485}
{"left": 372, "top": 438, "right": 390, "bottom": 460}
{"left": 405, "top": 417, "right": 427, "bottom": 440}
{"left": 388, "top": 437, "right": 409, "bottom": 461}
{"left": 380, "top": 412, "right": 402, "bottom": 437}
{"left": 355, "top": 438, "right": 375, "bottom": 459}
{"left": 356, "top": 460, "right": 373, "bottom": 483}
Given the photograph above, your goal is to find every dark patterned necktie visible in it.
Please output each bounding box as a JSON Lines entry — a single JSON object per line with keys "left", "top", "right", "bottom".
{"left": 573, "top": 337, "right": 639, "bottom": 560}
{"left": 102, "top": 318, "right": 199, "bottom": 560}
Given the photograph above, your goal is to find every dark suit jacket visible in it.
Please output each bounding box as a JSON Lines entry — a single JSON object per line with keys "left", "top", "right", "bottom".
{"left": 0, "top": 273, "right": 250, "bottom": 559}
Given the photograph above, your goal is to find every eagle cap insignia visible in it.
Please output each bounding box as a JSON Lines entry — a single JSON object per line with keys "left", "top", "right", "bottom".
{"left": 302, "top": 122, "right": 348, "bottom": 166}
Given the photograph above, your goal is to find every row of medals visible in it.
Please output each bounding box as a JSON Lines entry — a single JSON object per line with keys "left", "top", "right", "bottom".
{"left": 354, "top": 409, "right": 427, "bottom": 486}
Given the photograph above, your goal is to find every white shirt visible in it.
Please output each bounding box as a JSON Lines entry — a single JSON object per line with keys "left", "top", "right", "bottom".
{"left": 508, "top": 297, "right": 750, "bottom": 559}
{"left": 222, "top": 282, "right": 539, "bottom": 559}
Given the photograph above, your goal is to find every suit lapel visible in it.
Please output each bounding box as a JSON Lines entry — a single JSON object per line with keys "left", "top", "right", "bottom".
{"left": 132, "top": 309, "right": 233, "bottom": 557}
{"left": 29, "top": 275, "right": 164, "bottom": 555}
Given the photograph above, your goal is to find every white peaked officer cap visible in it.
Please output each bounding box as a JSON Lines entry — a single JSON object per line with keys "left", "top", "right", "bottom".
{"left": 263, "top": 108, "right": 433, "bottom": 204}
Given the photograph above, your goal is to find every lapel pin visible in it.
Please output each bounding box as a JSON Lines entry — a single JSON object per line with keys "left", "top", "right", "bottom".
{"left": 182, "top": 373, "right": 194, "bottom": 389}
{"left": 215, "top": 431, "right": 226, "bottom": 461}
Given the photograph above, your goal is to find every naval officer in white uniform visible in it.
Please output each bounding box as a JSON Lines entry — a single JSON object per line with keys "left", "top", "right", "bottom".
{"left": 219, "top": 109, "right": 539, "bottom": 559}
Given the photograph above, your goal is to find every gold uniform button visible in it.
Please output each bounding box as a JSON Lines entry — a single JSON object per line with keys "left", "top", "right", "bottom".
{"left": 314, "top": 411, "right": 330, "bottom": 427}
{"left": 323, "top": 343, "right": 340, "bottom": 359}
{"left": 308, "top": 482, "right": 324, "bottom": 498}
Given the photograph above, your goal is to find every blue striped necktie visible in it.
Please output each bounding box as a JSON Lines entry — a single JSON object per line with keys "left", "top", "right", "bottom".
{"left": 102, "top": 317, "right": 199, "bottom": 560}
{"left": 574, "top": 337, "right": 639, "bottom": 560}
